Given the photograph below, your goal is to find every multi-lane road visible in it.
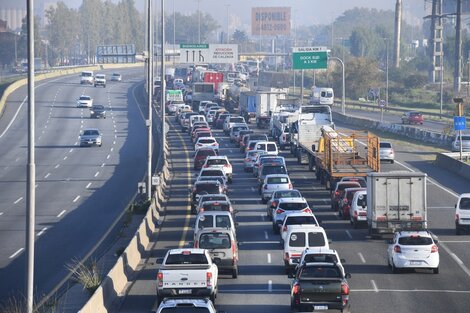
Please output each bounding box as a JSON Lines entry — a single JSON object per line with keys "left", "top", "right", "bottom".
{"left": 0, "top": 67, "right": 150, "bottom": 302}
{"left": 117, "top": 112, "right": 470, "bottom": 312}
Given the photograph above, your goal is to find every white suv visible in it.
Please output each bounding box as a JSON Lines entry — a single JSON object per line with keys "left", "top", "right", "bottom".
{"left": 80, "top": 71, "right": 94, "bottom": 84}
{"left": 154, "top": 298, "right": 216, "bottom": 313}
{"left": 94, "top": 74, "right": 106, "bottom": 87}
{"left": 455, "top": 193, "right": 470, "bottom": 235}
{"left": 203, "top": 156, "right": 233, "bottom": 182}
{"left": 272, "top": 197, "right": 310, "bottom": 234}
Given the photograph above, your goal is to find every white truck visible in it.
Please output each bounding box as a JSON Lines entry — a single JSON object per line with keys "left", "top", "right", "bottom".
{"left": 289, "top": 105, "right": 334, "bottom": 164}
{"left": 310, "top": 87, "right": 334, "bottom": 105}
{"left": 367, "top": 172, "right": 427, "bottom": 238}
{"left": 156, "top": 248, "right": 218, "bottom": 305}
{"left": 271, "top": 111, "right": 298, "bottom": 150}
{"left": 255, "top": 91, "right": 287, "bottom": 128}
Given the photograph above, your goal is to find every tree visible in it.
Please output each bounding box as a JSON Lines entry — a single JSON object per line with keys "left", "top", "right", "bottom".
{"left": 232, "top": 29, "right": 248, "bottom": 43}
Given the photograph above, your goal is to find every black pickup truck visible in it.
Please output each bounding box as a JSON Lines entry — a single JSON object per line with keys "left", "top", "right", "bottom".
{"left": 290, "top": 262, "right": 351, "bottom": 312}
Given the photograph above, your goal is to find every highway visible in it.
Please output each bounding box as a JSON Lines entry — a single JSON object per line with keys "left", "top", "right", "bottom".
{"left": 0, "top": 67, "right": 149, "bottom": 302}
{"left": 118, "top": 115, "right": 470, "bottom": 312}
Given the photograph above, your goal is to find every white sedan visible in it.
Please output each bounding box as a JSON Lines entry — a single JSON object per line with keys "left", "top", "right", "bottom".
{"left": 195, "top": 137, "right": 219, "bottom": 153}
{"left": 387, "top": 231, "right": 439, "bottom": 274}
{"left": 261, "top": 174, "right": 292, "bottom": 203}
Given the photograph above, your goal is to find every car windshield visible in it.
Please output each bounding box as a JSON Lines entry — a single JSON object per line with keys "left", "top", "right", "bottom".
{"left": 300, "top": 265, "right": 341, "bottom": 278}
{"left": 380, "top": 142, "right": 392, "bottom": 148}
{"left": 83, "top": 130, "right": 99, "bottom": 136}
{"left": 267, "top": 177, "right": 289, "bottom": 184}
{"left": 165, "top": 253, "right": 209, "bottom": 265}
{"left": 199, "top": 233, "right": 231, "bottom": 249}
{"left": 286, "top": 216, "right": 317, "bottom": 226}
{"left": 279, "top": 202, "right": 307, "bottom": 211}
{"left": 207, "top": 159, "right": 228, "bottom": 166}
{"left": 460, "top": 198, "right": 470, "bottom": 210}
{"left": 398, "top": 236, "right": 433, "bottom": 245}
{"left": 275, "top": 190, "right": 301, "bottom": 198}
{"left": 195, "top": 184, "right": 219, "bottom": 194}
{"left": 160, "top": 308, "right": 210, "bottom": 313}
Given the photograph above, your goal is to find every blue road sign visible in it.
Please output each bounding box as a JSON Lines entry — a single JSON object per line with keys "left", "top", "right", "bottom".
{"left": 454, "top": 116, "right": 467, "bottom": 131}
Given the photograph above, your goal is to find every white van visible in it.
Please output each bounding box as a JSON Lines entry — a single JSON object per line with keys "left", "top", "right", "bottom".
{"left": 253, "top": 141, "right": 279, "bottom": 156}
{"left": 80, "top": 71, "right": 94, "bottom": 85}
{"left": 310, "top": 87, "right": 334, "bottom": 105}
{"left": 194, "top": 211, "right": 237, "bottom": 241}
{"left": 189, "top": 115, "right": 207, "bottom": 133}
{"left": 283, "top": 225, "right": 329, "bottom": 273}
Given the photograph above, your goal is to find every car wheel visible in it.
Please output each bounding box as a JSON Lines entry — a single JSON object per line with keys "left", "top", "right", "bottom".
{"left": 261, "top": 198, "right": 267, "bottom": 204}
{"left": 272, "top": 223, "right": 279, "bottom": 234}
{"left": 456, "top": 226, "right": 461, "bottom": 235}
{"left": 391, "top": 160, "right": 395, "bottom": 164}
{"left": 391, "top": 261, "right": 399, "bottom": 274}
{"left": 433, "top": 267, "right": 439, "bottom": 274}
{"left": 210, "top": 292, "right": 216, "bottom": 304}
{"left": 232, "top": 267, "right": 238, "bottom": 278}
{"left": 353, "top": 219, "right": 358, "bottom": 229}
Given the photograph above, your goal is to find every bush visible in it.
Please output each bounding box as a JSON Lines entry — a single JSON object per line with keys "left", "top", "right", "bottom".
{"left": 403, "top": 74, "right": 427, "bottom": 89}
{"left": 66, "top": 258, "right": 102, "bottom": 295}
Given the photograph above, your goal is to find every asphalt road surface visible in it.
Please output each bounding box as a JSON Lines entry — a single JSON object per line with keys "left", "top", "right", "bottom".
{"left": 117, "top": 115, "right": 470, "bottom": 313}
{"left": 0, "top": 67, "right": 149, "bottom": 303}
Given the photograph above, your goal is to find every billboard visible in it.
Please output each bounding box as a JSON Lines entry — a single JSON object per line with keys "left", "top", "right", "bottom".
{"left": 251, "top": 7, "right": 291, "bottom": 36}
{"left": 178, "top": 44, "right": 238, "bottom": 64}
{"left": 443, "top": 0, "right": 470, "bottom": 15}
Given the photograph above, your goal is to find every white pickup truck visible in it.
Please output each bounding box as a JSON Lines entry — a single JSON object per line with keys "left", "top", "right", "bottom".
{"left": 156, "top": 249, "right": 218, "bottom": 305}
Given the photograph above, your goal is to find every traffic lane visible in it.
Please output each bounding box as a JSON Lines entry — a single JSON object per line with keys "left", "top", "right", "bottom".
{"left": 334, "top": 106, "right": 447, "bottom": 133}
{"left": 0, "top": 71, "right": 148, "bottom": 301}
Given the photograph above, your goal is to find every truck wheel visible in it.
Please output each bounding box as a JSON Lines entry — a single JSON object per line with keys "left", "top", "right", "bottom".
{"left": 156, "top": 295, "right": 162, "bottom": 307}
{"left": 232, "top": 267, "right": 238, "bottom": 278}
{"left": 433, "top": 267, "right": 439, "bottom": 274}
{"left": 210, "top": 292, "right": 216, "bottom": 303}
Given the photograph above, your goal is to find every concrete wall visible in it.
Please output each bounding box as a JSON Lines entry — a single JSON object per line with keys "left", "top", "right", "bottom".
{"left": 435, "top": 152, "right": 470, "bottom": 180}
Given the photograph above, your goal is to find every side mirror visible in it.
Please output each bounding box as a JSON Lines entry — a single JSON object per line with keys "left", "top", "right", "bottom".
{"left": 155, "top": 257, "right": 164, "bottom": 264}
{"left": 455, "top": 204, "right": 457, "bottom": 208}
{"left": 345, "top": 273, "right": 352, "bottom": 279}
{"left": 328, "top": 239, "right": 332, "bottom": 244}
{"left": 340, "top": 258, "right": 346, "bottom": 263}
{"left": 234, "top": 209, "right": 239, "bottom": 214}
{"left": 388, "top": 239, "right": 394, "bottom": 244}
{"left": 235, "top": 222, "right": 239, "bottom": 227}
{"left": 188, "top": 188, "right": 192, "bottom": 193}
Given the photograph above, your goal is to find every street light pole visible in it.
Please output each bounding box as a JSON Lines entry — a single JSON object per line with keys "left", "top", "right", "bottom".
{"left": 329, "top": 57, "right": 345, "bottom": 115}
{"left": 197, "top": 0, "right": 201, "bottom": 44}
{"left": 161, "top": 0, "right": 166, "bottom": 161}
{"left": 147, "top": 0, "right": 153, "bottom": 201}
{"left": 26, "top": 0, "right": 36, "bottom": 312}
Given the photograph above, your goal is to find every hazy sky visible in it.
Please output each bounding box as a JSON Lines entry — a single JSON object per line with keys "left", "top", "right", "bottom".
{"left": 3, "top": 0, "right": 427, "bottom": 29}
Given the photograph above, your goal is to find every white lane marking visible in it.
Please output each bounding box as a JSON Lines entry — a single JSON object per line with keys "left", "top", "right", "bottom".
{"left": 63, "top": 156, "right": 67, "bottom": 160}
{"left": 74, "top": 142, "right": 78, "bottom": 145}
{"left": 15, "top": 157, "right": 19, "bottom": 162}
{"left": 54, "top": 164, "right": 60, "bottom": 169}
{"left": 9, "top": 248, "right": 24, "bottom": 259}
{"left": 72, "top": 196, "right": 80, "bottom": 203}
{"left": 0, "top": 212, "right": 3, "bottom": 216}
{"left": 44, "top": 125, "right": 47, "bottom": 129}
{"left": 440, "top": 240, "right": 470, "bottom": 243}
{"left": 69, "top": 148, "right": 74, "bottom": 153}
{"left": 106, "top": 154, "right": 110, "bottom": 160}
{"left": 86, "top": 182, "right": 92, "bottom": 189}
{"left": 14, "top": 197, "right": 23, "bottom": 204}
{"left": 38, "top": 136, "right": 41, "bottom": 140}
{"left": 229, "top": 149, "right": 233, "bottom": 153}
{"left": 260, "top": 214, "right": 265, "bottom": 221}
{"left": 94, "top": 171, "right": 100, "bottom": 177}
{"left": 101, "top": 163, "right": 105, "bottom": 168}
{"left": 44, "top": 173, "right": 51, "bottom": 179}
{"left": 57, "top": 210, "right": 66, "bottom": 218}
{"left": 251, "top": 187, "right": 255, "bottom": 192}
{"left": 110, "top": 148, "right": 114, "bottom": 152}
{"left": 345, "top": 230, "right": 353, "bottom": 239}
{"left": 268, "top": 280, "right": 272, "bottom": 292}
{"left": 35, "top": 184, "right": 38, "bottom": 188}
{"left": 37, "top": 227, "right": 47, "bottom": 237}
{"left": 267, "top": 253, "right": 271, "bottom": 264}
{"left": 264, "top": 231, "right": 269, "bottom": 240}
{"left": 358, "top": 252, "right": 366, "bottom": 263}
{"left": 371, "top": 280, "right": 379, "bottom": 293}
{"left": 351, "top": 289, "right": 470, "bottom": 293}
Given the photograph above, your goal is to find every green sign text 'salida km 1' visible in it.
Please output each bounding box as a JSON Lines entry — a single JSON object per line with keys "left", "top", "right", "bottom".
{"left": 292, "top": 47, "right": 328, "bottom": 70}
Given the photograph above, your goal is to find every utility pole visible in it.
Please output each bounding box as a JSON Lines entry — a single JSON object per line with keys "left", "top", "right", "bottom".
{"left": 197, "top": 0, "right": 201, "bottom": 44}
{"left": 161, "top": 0, "right": 166, "bottom": 162}
{"left": 393, "top": 0, "right": 402, "bottom": 68}
{"left": 454, "top": 0, "right": 462, "bottom": 96}
{"left": 26, "top": 0, "right": 36, "bottom": 312}
{"left": 146, "top": 0, "right": 153, "bottom": 201}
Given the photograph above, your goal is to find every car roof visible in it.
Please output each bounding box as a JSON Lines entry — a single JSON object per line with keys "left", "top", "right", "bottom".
{"left": 344, "top": 187, "right": 366, "bottom": 193}
{"left": 284, "top": 212, "right": 315, "bottom": 218}
{"left": 198, "top": 210, "right": 232, "bottom": 216}
{"left": 195, "top": 180, "right": 220, "bottom": 185}
{"left": 287, "top": 224, "right": 325, "bottom": 231}
{"left": 206, "top": 156, "right": 228, "bottom": 160}
{"left": 265, "top": 174, "right": 289, "bottom": 179}
{"left": 396, "top": 230, "right": 433, "bottom": 237}
{"left": 168, "top": 248, "right": 205, "bottom": 254}
{"left": 278, "top": 197, "right": 306, "bottom": 203}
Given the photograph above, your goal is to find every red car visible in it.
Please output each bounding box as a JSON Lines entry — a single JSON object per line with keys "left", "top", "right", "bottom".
{"left": 331, "top": 181, "right": 362, "bottom": 211}
{"left": 401, "top": 111, "right": 424, "bottom": 125}
{"left": 193, "top": 148, "right": 218, "bottom": 170}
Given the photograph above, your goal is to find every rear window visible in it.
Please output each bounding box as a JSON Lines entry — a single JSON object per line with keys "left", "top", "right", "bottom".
{"left": 458, "top": 135, "right": 470, "bottom": 141}
{"left": 201, "top": 170, "right": 223, "bottom": 176}
{"left": 279, "top": 202, "right": 307, "bottom": 211}
{"left": 410, "top": 112, "right": 422, "bottom": 117}
{"left": 356, "top": 194, "right": 367, "bottom": 207}
{"left": 161, "top": 309, "right": 210, "bottom": 313}
{"left": 267, "top": 144, "right": 277, "bottom": 152}
{"left": 398, "top": 236, "right": 433, "bottom": 245}
{"left": 207, "top": 159, "right": 228, "bottom": 166}
{"left": 196, "top": 184, "right": 219, "bottom": 194}
{"left": 308, "top": 232, "right": 326, "bottom": 246}
{"left": 199, "top": 139, "right": 215, "bottom": 144}
{"left": 199, "top": 232, "right": 231, "bottom": 249}
{"left": 337, "top": 183, "right": 361, "bottom": 191}
{"left": 289, "top": 232, "right": 306, "bottom": 247}
{"left": 303, "top": 254, "right": 338, "bottom": 264}
{"left": 215, "top": 215, "right": 231, "bottom": 228}
{"left": 202, "top": 203, "right": 230, "bottom": 212}
{"left": 165, "top": 253, "right": 209, "bottom": 265}
{"left": 267, "top": 177, "right": 289, "bottom": 184}
{"left": 262, "top": 165, "right": 287, "bottom": 176}
{"left": 230, "top": 117, "right": 244, "bottom": 123}
{"left": 300, "top": 266, "right": 341, "bottom": 278}
{"left": 275, "top": 190, "right": 301, "bottom": 198}
{"left": 250, "top": 135, "right": 268, "bottom": 141}
{"left": 460, "top": 198, "right": 470, "bottom": 210}
{"left": 380, "top": 142, "right": 392, "bottom": 148}
{"left": 200, "top": 196, "right": 226, "bottom": 203}
{"left": 286, "top": 216, "right": 317, "bottom": 226}
{"left": 196, "top": 149, "right": 216, "bottom": 157}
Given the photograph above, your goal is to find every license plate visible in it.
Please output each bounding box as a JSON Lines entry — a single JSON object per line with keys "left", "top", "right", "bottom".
{"left": 410, "top": 261, "right": 421, "bottom": 265}
{"left": 178, "top": 289, "right": 191, "bottom": 294}
{"left": 357, "top": 216, "right": 367, "bottom": 221}
{"left": 314, "top": 305, "right": 328, "bottom": 310}
{"left": 88, "top": 141, "right": 93, "bottom": 144}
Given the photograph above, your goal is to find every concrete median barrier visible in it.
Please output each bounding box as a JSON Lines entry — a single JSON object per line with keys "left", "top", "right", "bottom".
{"left": 435, "top": 152, "right": 470, "bottom": 180}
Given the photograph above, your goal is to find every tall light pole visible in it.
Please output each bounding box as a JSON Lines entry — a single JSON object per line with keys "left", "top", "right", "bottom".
{"left": 161, "top": 0, "right": 166, "bottom": 161}
{"left": 197, "top": 0, "right": 201, "bottom": 44}
{"left": 26, "top": 0, "right": 36, "bottom": 312}
{"left": 329, "top": 57, "right": 345, "bottom": 115}
{"left": 454, "top": 0, "right": 462, "bottom": 95}
{"left": 173, "top": 0, "right": 176, "bottom": 63}
{"left": 385, "top": 38, "right": 389, "bottom": 107}
{"left": 147, "top": 0, "right": 153, "bottom": 201}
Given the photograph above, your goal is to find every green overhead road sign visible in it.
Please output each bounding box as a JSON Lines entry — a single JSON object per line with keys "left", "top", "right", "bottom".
{"left": 292, "top": 47, "right": 328, "bottom": 70}
{"left": 180, "top": 44, "right": 209, "bottom": 49}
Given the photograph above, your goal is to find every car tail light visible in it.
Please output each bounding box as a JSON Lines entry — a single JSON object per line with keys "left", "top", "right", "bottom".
{"left": 206, "top": 272, "right": 212, "bottom": 287}
{"left": 353, "top": 210, "right": 358, "bottom": 217}
{"left": 276, "top": 208, "right": 285, "bottom": 215}
{"left": 284, "top": 252, "right": 289, "bottom": 261}
{"left": 431, "top": 245, "right": 438, "bottom": 253}
{"left": 341, "top": 282, "right": 350, "bottom": 295}
{"left": 204, "top": 164, "right": 209, "bottom": 168}
{"left": 212, "top": 143, "right": 217, "bottom": 146}
{"left": 245, "top": 158, "right": 250, "bottom": 161}
{"left": 283, "top": 226, "right": 288, "bottom": 232}
{"left": 411, "top": 216, "right": 422, "bottom": 221}
{"left": 394, "top": 245, "right": 401, "bottom": 253}
{"left": 292, "top": 283, "right": 301, "bottom": 295}
{"left": 456, "top": 213, "right": 460, "bottom": 222}
{"left": 224, "top": 164, "right": 229, "bottom": 168}
{"left": 335, "top": 191, "right": 340, "bottom": 196}
{"left": 288, "top": 183, "right": 293, "bottom": 189}
{"left": 194, "top": 240, "right": 199, "bottom": 248}
{"left": 282, "top": 134, "right": 286, "bottom": 141}
{"left": 303, "top": 208, "right": 312, "bottom": 213}
{"left": 199, "top": 208, "right": 204, "bottom": 213}
{"left": 232, "top": 241, "right": 237, "bottom": 265}
{"left": 377, "top": 216, "right": 386, "bottom": 222}
{"left": 157, "top": 272, "right": 163, "bottom": 287}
